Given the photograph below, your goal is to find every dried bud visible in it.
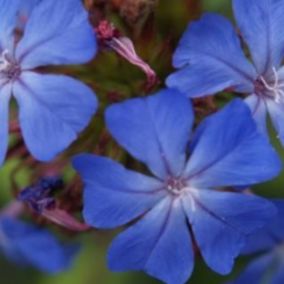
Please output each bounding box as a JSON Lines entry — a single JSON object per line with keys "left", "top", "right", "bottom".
{"left": 96, "top": 20, "right": 158, "bottom": 90}
{"left": 42, "top": 209, "right": 90, "bottom": 232}
{"left": 109, "top": 37, "right": 158, "bottom": 90}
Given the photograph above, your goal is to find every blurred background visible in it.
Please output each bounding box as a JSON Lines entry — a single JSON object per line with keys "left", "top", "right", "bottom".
{"left": 1, "top": 0, "right": 283, "bottom": 283}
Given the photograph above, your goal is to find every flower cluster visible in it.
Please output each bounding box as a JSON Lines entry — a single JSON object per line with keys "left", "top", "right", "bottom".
{"left": 0, "top": 0, "right": 96, "bottom": 273}
{"left": 1, "top": 0, "right": 284, "bottom": 284}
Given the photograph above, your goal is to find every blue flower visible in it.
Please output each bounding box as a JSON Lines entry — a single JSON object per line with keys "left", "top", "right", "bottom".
{"left": 167, "top": 0, "right": 284, "bottom": 143}
{"left": 73, "top": 89, "right": 281, "bottom": 284}
{"left": 0, "top": 0, "right": 97, "bottom": 164}
{"left": 229, "top": 200, "right": 284, "bottom": 284}
{"left": 0, "top": 216, "right": 79, "bottom": 273}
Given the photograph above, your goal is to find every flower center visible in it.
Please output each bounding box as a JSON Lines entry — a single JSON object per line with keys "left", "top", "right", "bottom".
{"left": 166, "top": 177, "right": 187, "bottom": 195}
{"left": 0, "top": 50, "right": 21, "bottom": 81}
{"left": 166, "top": 177, "right": 199, "bottom": 212}
{"left": 254, "top": 67, "right": 284, "bottom": 103}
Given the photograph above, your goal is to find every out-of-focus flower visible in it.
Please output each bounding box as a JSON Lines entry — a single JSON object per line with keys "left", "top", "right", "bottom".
{"left": 0, "top": 0, "right": 98, "bottom": 164}
{"left": 0, "top": 216, "right": 79, "bottom": 273}
{"left": 18, "top": 176, "right": 62, "bottom": 213}
{"left": 18, "top": 177, "right": 90, "bottom": 232}
{"left": 167, "top": 0, "right": 284, "bottom": 144}
{"left": 73, "top": 89, "right": 281, "bottom": 284}
{"left": 229, "top": 200, "right": 284, "bottom": 284}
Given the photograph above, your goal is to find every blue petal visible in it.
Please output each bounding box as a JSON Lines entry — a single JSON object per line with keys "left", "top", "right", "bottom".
{"left": 230, "top": 253, "right": 275, "bottom": 284}
{"left": 108, "top": 198, "right": 194, "bottom": 284}
{"left": 73, "top": 154, "right": 166, "bottom": 229}
{"left": 182, "top": 190, "right": 276, "bottom": 274}
{"left": 13, "top": 72, "right": 97, "bottom": 161}
{"left": 245, "top": 95, "right": 268, "bottom": 137}
{"left": 271, "top": 261, "right": 284, "bottom": 284}
{"left": 17, "top": 0, "right": 40, "bottom": 29}
{"left": 0, "top": 83, "right": 12, "bottom": 165}
{"left": 105, "top": 89, "right": 194, "bottom": 179}
{"left": 16, "top": 0, "right": 97, "bottom": 69}
{"left": 0, "top": 217, "right": 79, "bottom": 273}
{"left": 270, "top": 200, "right": 284, "bottom": 240}
{"left": 184, "top": 99, "right": 281, "bottom": 188}
{"left": 167, "top": 13, "right": 256, "bottom": 96}
{"left": 19, "top": 0, "right": 39, "bottom": 15}
{"left": 233, "top": 0, "right": 284, "bottom": 74}
{"left": 242, "top": 230, "right": 278, "bottom": 256}
{"left": 0, "top": 0, "right": 21, "bottom": 51}
{"left": 242, "top": 199, "right": 284, "bottom": 255}
{"left": 267, "top": 99, "right": 284, "bottom": 145}
{"left": 166, "top": 65, "right": 234, "bottom": 98}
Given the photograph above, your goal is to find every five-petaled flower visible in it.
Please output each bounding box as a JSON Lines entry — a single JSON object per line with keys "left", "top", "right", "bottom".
{"left": 229, "top": 200, "right": 284, "bottom": 284}
{"left": 73, "top": 89, "right": 281, "bottom": 284}
{"left": 0, "top": 0, "right": 97, "bottom": 164}
{"left": 167, "top": 0, "right": 284, "bottom": 144}
{"left": 0, "top": 216, "right": 79, "bottom": 273}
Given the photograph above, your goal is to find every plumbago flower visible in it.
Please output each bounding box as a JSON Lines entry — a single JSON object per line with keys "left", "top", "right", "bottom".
{"left": 0, "top": 0, "right": 97, "bottom": 164}
{"left": 73, "top": 89, "right": 281, "bottom": 284}
{"left": 167, "top": 0, "right": 284, "bottom": 142}
{"left": 0, "top": 216, "right": 79, "bottom": 273}
{"left": 229, "top": 200, "right": 284, "bottom": 284}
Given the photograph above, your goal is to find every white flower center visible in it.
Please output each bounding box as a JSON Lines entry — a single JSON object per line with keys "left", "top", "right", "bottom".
{"left": 256, "top": 67, "right": 284, "bottom": 103}
{"left": 166, "top": 177, "right": 199, "bottom": 211}
{"left": 0, "top": 50, "right": 21, "bottom": 81}
{"left": 166, "top": 177, "right": 186, "bottom": 195}
{"left": 0, "top": 50, "right": 11, "bottom": 71}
